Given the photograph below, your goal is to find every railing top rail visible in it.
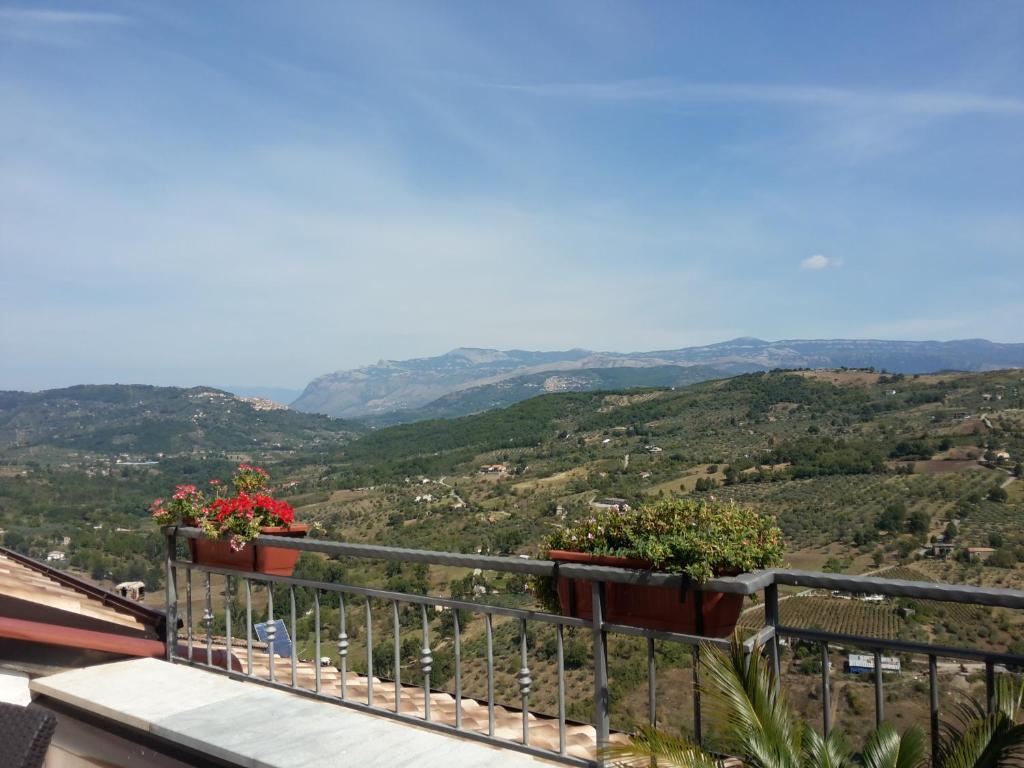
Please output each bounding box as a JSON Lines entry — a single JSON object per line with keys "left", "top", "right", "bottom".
{"left": 165, "top": 527, "right": 762, "bottom": 594}
{"left": 165, "top": 527, "right": 1024, "bottom": 608}
{"left": 770, "top": 569, "right": 1024, "bottom": 609}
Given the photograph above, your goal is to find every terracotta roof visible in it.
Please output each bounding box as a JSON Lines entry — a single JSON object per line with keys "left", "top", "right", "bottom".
{"left": 0, "top": 547, "right": 167, "bottom": 657}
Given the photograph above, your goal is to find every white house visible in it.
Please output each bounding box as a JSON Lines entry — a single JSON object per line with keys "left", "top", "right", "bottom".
{"left": 847, "top": 654, "right": 901, "bottom": 674}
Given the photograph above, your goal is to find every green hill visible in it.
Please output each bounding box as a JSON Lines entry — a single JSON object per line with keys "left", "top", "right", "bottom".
{"left": 0, "top": 384, "right": 363, "bottom": 458}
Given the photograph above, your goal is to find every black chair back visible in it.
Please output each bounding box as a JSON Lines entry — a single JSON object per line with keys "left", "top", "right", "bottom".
{"left": 0, "top": 702, "right": 57, "bottom": 768}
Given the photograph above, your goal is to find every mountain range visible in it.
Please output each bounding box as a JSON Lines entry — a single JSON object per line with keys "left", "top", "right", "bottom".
{"left": 291, "top": 337, "right": 1024, "bottom": 422}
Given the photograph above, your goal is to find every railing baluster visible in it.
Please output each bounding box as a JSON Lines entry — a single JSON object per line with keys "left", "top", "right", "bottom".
{"left": 203, "top": 572, "right": 213, "bottom": 666}
{"left": 647, "top": 637, "right": 657, "bottom": 727}
{"left": 873, "top": 649, "right": 884, "bottom": 726}
{"left": 556, "top": 623, "right": 566, "bottom": 756}
{"left": 366, "top": 599, "right": 374, "bottom": 706}
{"left": 591, "top": 580, "right": 610, "bottom": 756}
{"left": 453, "top": 608, "right": 462, "bottom": 730}
{"left": 985, "top": 658, "right": 995, "bottom": 714}
{"left": 289, "top": 586, "right": 298, "bottom": 688}
{"left": 765, "top": 583, "right": 781, "bottom": 690}
{"left": 224, "top": 576, "right": 232, "bottom": 672}
{"left": 338, "top": 593, "right": 348, "bottom": 700}
{"left": 929, "top": 654, "right": 940, "bottom": 768}
{"left": 393, "top": 600, "right": 401, "bottom": 714}
{"left": 692, "top": 643, "right": 701, "bottom": 746}
{"left": 486, "top": 612, "right": 495, "bottom": 736}
{"left": 245, "top": 578, "right": 253, "bottom": 676}
{"left": 314, "top": 590, "right": 321, "bottom": 695}
{"left": 186, "top": 566, "right": 193, "bottom": 661}
{"left": 693, "top": 590, "right": 704, "bottom": 747}
{"left": 421, "top": 604, "right": 432, "bottom": 722}
{"left": 266, "top": 583, "right": 276, "bottom": 683}
{"left": 517, "top": 618, "right": 532, "bottom": 745}
{"left": 821, "top": 642, "right": 832, "bottom": 737}
{"left": 164, "top": 529, "right": 178, "bottom": 663}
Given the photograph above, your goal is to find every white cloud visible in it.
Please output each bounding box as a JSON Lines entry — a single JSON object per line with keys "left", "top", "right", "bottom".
{"left": 491, "top": 79, "right": 1024, "bottom": 118}
{"left": 0, "top": 8, "right": 130, "bottom": 45}
{"left": 800, "top": 254, "right": 842, "bottom": 270}
{"left": 0, "top": 9, "right": 129, "bottom": 25}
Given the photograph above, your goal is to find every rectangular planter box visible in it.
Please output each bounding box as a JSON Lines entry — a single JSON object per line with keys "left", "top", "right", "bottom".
{"left": 549, "top": 550, "right": 743, "bottom": 637}
{"left": 188, "top": 525, "right": 310, "bottom": 576}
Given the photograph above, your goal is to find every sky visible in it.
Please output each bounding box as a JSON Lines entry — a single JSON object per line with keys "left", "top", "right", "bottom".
{"left": 1, "top": 2, "right": 1022, "bottom": 391}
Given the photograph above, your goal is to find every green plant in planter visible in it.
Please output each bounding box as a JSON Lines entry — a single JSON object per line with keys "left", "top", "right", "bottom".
{"left": 543, "top": 497, "right": 785, "bottom": 583}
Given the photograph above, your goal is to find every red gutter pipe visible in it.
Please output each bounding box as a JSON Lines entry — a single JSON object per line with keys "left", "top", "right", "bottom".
{"left": 0, "top": 616, "right": 165, "bottom": 657}
{"left": 0, "top": 616, "right": 243, "bottom": 671}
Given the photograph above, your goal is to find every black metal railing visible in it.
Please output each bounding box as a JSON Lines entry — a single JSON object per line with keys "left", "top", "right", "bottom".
{"left": 163, "top": 527, "right": 1024, "bottom": 767}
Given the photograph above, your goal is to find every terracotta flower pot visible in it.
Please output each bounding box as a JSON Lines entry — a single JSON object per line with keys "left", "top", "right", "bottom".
{"left": 188, "top": 524, "right": 310, "bottom": 576}
{"left": 548, "top": 550, "right": 743, "bottom": 637}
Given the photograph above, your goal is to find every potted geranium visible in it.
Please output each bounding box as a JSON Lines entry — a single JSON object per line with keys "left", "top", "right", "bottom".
{"left": 151, "top": 464, "right": 308, "bottom": 576}
{"left": 540, "top": 497, "right": 784, "bottom": 637}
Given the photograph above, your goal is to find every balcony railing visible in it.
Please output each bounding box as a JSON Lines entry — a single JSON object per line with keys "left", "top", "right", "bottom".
{"left": 163, "top": 527, "right": 1024, "bottom": 767}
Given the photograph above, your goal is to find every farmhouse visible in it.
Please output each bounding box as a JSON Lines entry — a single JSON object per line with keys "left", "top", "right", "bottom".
{"left": 115, "top": 581, "right": 146, "bottom": 602}
{"left": 930, "top": 542, "right": 956, "bottom": 559}
{"left": 966, "top": 547, "right": 996, "bottom": 562}
{"left": 479, "top": 463, "right": 507, "bottom": 474}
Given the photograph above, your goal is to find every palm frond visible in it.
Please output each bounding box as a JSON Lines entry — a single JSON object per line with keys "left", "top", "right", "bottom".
{"left": 859, "top": 724, "right": 925, "bottom": 768}
{"left": 939, "top": 676, "right": 1024, "bottom": 768}
{"left": 604, "top": 724, "right": 719, "bottom": 768}
{"left": 804, "top": 726, "right": 852, "bottom": 768}
{"left": 698, "top": 638, "right": 803, "bottom": 768}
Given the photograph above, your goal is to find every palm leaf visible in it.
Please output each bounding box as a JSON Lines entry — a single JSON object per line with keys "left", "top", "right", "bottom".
{"left": 699, "top": 638, "right": 803, "bottom": 768}
{"left": 805, "top": 726, "right": 852, "bottom": 768}
{"left": 604, "top": 724, "right": 718, "bottom": 768}
{"left": 859, "top": 724, "right": 925, "bottom": 768}
{"left": 939, "top": 676, "right": 1024, "bottom": 768}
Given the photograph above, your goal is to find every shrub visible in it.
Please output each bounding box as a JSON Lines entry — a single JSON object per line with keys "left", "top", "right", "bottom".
{"left": 542, "top": 497, "right": 784, "bottom": 583}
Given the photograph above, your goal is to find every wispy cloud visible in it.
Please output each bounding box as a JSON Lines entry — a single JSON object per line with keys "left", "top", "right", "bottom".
{"left": 490, "top": 79, "right": 1024, "bottom": 118}
{"left": 0, "top": 7, "right": 130, "bottom": 43}
{"left": 801, "top": 254, "right": 842, "bottom": 270}
{"left": 0, "top": 8, "right": 129, "bottom": 25}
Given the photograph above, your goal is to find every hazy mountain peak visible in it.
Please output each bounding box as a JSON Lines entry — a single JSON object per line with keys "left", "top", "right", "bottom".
{"left": 291, "top": 338, "right": 1024, "bottom": 420}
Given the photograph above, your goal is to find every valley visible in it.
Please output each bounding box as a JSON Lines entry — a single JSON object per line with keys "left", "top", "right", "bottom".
{"left": 2, "top": 367, "right": 1023, "bottom": 741}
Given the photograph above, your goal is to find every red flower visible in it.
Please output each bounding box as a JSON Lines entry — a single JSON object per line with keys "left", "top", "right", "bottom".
{"left": 172, "top": 484, "right": 198, "bottom": 500}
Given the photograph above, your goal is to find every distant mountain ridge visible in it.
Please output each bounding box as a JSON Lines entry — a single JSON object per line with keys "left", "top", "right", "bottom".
{"left": 292, "top": 337, "right": 1024, "bottom": 421}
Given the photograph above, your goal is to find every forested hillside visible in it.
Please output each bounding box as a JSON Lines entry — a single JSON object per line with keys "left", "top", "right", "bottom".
{"left": 0, "top": 384, "right": 362, "bottom": 458}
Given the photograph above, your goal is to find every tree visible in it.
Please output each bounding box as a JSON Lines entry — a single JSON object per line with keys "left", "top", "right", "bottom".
{"left": 988, "top": 548, "right": 1016, "bottom": 569}
{"left": 876, "top": 501, "right": 907, "bottom": 532}
{"left": 987, "top": 485, "right": 1008, "bottom": 503}
{"left": 943, "top": 521, "right": 958, "bottom": 543}
{"left": 907, "top": 510, "right": 931, "bottom": 538}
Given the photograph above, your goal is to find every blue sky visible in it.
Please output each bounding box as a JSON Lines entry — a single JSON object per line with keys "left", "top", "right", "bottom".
{"left": 1, "top": 2, "right": 1022, "bottom": 391}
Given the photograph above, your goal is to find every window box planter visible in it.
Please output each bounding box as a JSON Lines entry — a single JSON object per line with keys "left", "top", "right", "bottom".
{"left": 188, "top": 524, "right": 310, "bottom": 576}
{"left": 548, "top": 550, "right": 744, "bottom": 637}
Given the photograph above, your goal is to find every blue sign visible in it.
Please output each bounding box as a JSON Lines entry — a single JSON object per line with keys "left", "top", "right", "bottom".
{"left": 253, "top": 618, "right": 292, "bottom": 659}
